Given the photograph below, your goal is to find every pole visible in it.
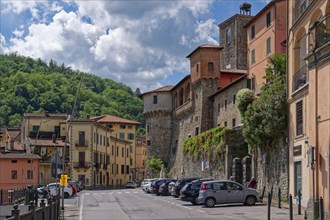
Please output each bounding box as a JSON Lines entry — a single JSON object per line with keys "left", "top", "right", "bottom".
{"left": 289, "top": 194, "right": 293, "bottom": 220}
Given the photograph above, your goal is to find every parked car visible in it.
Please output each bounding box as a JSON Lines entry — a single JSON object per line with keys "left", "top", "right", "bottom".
{"left": 179, "top": 178, "right": 213, "bottom": 204}
{"left": 198, "top": 180, "right": 259, "bottom": 207}
{"left": 168, "top": 179, "right": 178, "bottom": 196}
{"left": 172, "top": 178, "right": 198, "bottom": 197}
{"left": 143, "top": 179, "right": 157, "bottom": 193}
{"left": 68, "top": 183, "right": 77, "bottom": 195}
{"left": 135, "top": 180, "right": 141, "bottom": 187}
{"left": 150, "top": 178, "right": 172, "bottom": 196}
{"left": 69, "top": 181, "right": 81, "bottom": 192}
{"left": 125, "top": 181, "right": 136, "bottom": 189}
{"left": 158, "top": 181, "right": 173, "bottom": 196}
{"left": 46, "top": 183, "right": 73, "bottom": 198}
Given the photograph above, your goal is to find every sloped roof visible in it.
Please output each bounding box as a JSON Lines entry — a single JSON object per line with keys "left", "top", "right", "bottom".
{"left": 140, "top": 85, "right": 174, "bottom": 97}
{"left": 27, "top": 138, "right": 66, "bottom": 147}
{"left": 209, "top": 74, "right": 247, "bottom": 98}
{"left": 91, "top": 115, "right": 141, "bottom": 125}
{"left": 186, "top": 44, "right": 223, "bottom": 58}
{"left": 0, "top": 153, "right": 41, "bottom": 159}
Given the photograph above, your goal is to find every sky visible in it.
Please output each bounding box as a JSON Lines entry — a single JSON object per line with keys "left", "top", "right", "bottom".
{"left": 0, "top": 0, "right": 269, "bottom": 93}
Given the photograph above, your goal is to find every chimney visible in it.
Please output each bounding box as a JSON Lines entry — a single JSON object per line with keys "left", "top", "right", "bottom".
{"left": 10, "top": 140, "right": 14, "bottom": 150}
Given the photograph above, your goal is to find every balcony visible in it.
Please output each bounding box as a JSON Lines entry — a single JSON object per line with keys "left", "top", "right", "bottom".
{"left": 73, "top": 162, "right": 92, "bottom": 169}
{"left": 292, "top": 65, "right": 308, "bottom": 93}
{"left": 175, "top": 100, "right": 192, "bottom": 117}
{"left": 75, "top": 141, "right": 88, "bottom": 148}
{"left": 315, "top": 16, "right": 330, "bottom": 49}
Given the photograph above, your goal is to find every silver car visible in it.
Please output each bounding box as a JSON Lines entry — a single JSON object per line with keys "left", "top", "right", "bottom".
{"left": 198, "top": 180, "right": 259, "bottom": 207}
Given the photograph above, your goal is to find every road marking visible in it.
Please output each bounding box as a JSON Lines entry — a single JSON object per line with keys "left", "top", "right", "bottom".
{"left": 118, "top": 192, "right": 122, "bottom": 194}
{"left": 134, "top": 192, "right": 139, "bottom": 193}
{"left": 125, "top": 192, "right": 130, "bottom": 194}
{"left": 79, "top": 194, "right": 84, "bottom": 220}
{"left": 182, "top": 206, "right": 192, "bottom": 210}
{"left": 196, "top": 209, "right": 205, "bottom": 213}
{"left": 85, "top": 193, "right": 90, "bottom": 195}
{"left": 102, "top": 193, "right": 106, "bottom": 195}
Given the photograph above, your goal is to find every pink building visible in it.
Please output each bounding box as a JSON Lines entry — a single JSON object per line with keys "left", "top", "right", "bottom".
{"left": 0, "top": 153, "right": 41, "bottom": 190}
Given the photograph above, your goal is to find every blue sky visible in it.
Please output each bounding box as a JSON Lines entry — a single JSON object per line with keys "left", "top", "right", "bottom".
{"left": 0, "top": 0, "right": 268, "bottom": 92}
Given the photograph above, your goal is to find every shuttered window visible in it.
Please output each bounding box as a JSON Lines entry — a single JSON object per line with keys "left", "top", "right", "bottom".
{"left": 296, "top": 101, "right": 303, "bottom": 135}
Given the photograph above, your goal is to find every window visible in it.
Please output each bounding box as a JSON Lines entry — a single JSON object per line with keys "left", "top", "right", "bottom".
{"left": 251, "top": 49, "right": 255, "bottom": 64}
{"left": 27, "top": 170, "right": 33, "bottom": 179}
{"left": 116, "top": 147, "right": 119, "bottom": 156}
{"left": 128, "top": 133, "right": 134, "bottom": 140}
{"left": 79, "top": 131, "right": 85, "bottom": 146}
{"left": 232, "top": 118, "right": 236, "bottom": 127}
{"left": 130, "top": 158, "right": 133, "bottom": 166}
{"left": 107, "top": 124, "right": 113, "bottom": 129}
{"left": 127, "top": 148, "right": 129, "bottom": 157}
{"left": 208, "top": 62, "right": 214, "bottom": 71}
{"left": 112, "top": 164, "right": 114, "bottom": 174}
{"left": 266, "top": 12, "right": 271, "bottom": 28}
{"left": 147, "top": 140, "right": 151, "bottom": 146}
{"left": 11, "top": 170, "right": 17, "bottom": 179}
{"left": 266, "top": 37, "right": 271, "bottom": 54}
{"left": 119, "top": 133, "right": 125, "bottom": 140}
{"left": 27, "top": 160, "right": 32, "bottom": 163}
{"left": 146, "top": 125, "right": 150, "bottom": 134}
{"left": 153, "top": 95, "right": 158, "bottom": 104}
{"left": 233, "top": 94, "right": 236, "bottom": 104}
{"left": 294, "top": 161, "right": 302, "bottom": 196}
{"left": 11, "top": 160, "right": 17, "bottom": 163}
{"left": 54, "top": 126, "right": 60, "bottom": 137}
{"left": 128, "top": 125, "right": 133, "bottom": 129}
{"left": 195, "top": 127, "right": 199, "bottom": 136}
{"left": 116, "top": 164, "right": 118, "bottom": 174}
{"left": 251, "top": 25, "right": 255, "bottom": 39}
{"left": 100, "top": 135, "right": 102, "bottom": 145}
{"left": 121, "top": 165, "right": 125, "bottom": 174}
{"left": 126, "top": 165, "right": 130, "bottom": 174}
{"left": 32, "top": 125, "right": 40, "bottom": 132}
{"left": 94, "top": 132, "right": 96, "bottom": 143}
{"left": 225, "top": 98, "right": 227, "bottom": 109}
{"left": 112, "top": 145, "right": 114, "bottom": 155}
{"left": 296, "top": 101, "right": 303, "bottom": 136}
{"left": 217, "top": 103, "right": 220, "bottom": 113}
{"left": 122, "top": 147, "right": 124, "bottom": 157}
{"left": 224, "top": 121, "right": 227, "bottom": 127}
{"left": 196, "top": 64, "right": 199, "bottom": 72}
{"left": 226, "top": 28, "right": 231, "bottom": 44}
{"left": 120, "top": 124, "right": 126, "bottom": 129}
{"left": 213, "top": 182, "right": 226, "bottom": 190}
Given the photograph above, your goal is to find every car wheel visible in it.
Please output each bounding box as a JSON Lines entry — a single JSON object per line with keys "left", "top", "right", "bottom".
{"left": 64, "top": 192, "right": 70, "bottom": 198}
{"left": 245, "top": 196, "right": 256, "bottom": 206}
{"left": 205, "top": 198, "right": 215, "bottom": 208}
{"left": 192, "top": 197, "right": 199, "bottom": 205}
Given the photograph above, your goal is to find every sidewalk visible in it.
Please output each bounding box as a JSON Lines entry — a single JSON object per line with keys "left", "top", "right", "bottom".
{"left": 0, "top": 203, "right": 28, "bottom": 220}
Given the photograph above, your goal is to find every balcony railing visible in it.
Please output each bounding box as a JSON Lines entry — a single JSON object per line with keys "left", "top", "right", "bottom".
{"left": 75, "top": 141, "right": 88, "bottom": 147}
{"left": 73, "top": 162, "right": 92, "bottom": 168}
{"left": 292, "top": 65, "right": 308, "bottom": 92}
{"left": 292, "top": 0, "right": 312, "bottom": 23}
{"left": 315, "top": 16, "right": 330, "bottom": 49}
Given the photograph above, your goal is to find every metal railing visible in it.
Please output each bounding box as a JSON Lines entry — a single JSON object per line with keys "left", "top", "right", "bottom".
{"left": 315, "top": 16, "right": 330, "bottom": 49}
{"left": 73, "top": 162, "right": 92, "bottom": 168}
{"left": 292, "top": 65, "right": 308, "bottom": 92}
{"left": 0, "top": 188, "right": 27, "bottom": 205}
{"left": 4, "top": 196, "right": 60, "bottom": 220}
{"left": 75, "top": 140, "right": 88, "bottom": 147}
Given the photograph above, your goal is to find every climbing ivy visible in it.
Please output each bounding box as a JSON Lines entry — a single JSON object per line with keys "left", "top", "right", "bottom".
{"left": 182, "top": 126, "right": 227, "bottom": 162}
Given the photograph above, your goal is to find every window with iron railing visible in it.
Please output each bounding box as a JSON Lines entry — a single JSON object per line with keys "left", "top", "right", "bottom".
{"left": 315, "top": 15, "right": 330, "bottom": 49}
{"left": 292, "top": 65, "right": 308, "bottom": 92}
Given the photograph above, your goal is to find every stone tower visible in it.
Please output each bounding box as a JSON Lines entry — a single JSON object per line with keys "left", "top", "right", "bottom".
{"left": 141, "top": 86, "right": 173, "bottom": 169}
{"left": 219, "top": 12, "right": 252, "bottom": 70}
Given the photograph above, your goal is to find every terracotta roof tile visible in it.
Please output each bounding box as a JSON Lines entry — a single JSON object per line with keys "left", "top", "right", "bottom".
{"left": 91, "top": 115, "right": 141, "bottom": 125}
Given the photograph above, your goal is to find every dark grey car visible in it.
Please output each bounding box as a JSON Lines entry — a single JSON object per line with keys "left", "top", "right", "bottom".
{"left": 198, "top": 180, "right": 259, "bottom": 207}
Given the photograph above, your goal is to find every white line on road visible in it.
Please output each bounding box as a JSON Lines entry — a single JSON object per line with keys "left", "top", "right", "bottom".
{"left": 79, "top": 194, "right": 84, "bottom": 220}
{"left": 196, "top": 209, "right": 205, "bottom": 213}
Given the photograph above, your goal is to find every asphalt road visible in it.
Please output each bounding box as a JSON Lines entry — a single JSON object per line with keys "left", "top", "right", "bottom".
{"left": 63, "top": 188, "right": 303, "bottom": 220}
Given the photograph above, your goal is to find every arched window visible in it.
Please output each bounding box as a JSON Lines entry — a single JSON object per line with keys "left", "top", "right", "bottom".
{"left": 186, "top": 84, "right": 191, "bottom": 102}
{"left": 226, "top": 28, "right": 231, "bottom": 44}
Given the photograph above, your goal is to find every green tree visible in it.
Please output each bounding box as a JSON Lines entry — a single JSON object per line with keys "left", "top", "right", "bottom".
{"left": 242, "top": 54, "right": 287, "bottom": 151}
{"left": 147, "top": 156, "right": 164, "bottom": 176}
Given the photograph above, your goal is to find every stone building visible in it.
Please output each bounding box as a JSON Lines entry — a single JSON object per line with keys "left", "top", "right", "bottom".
{"left": 141, "top": 6, "right": 255, "bottom": 179}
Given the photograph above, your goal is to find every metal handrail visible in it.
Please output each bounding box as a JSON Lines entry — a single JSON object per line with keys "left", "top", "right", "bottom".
{"left": 292, "top": 65, "right": 308, "bottom": 92}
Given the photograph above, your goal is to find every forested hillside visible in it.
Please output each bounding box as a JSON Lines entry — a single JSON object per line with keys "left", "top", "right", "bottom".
{"left": 0, "top": 53, "right": 144, "bottom": 128}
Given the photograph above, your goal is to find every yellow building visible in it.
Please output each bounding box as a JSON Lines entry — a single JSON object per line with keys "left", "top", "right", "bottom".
{"left": 70, "top": 115, "right": 139, "bottom": 188}
{"left": 135, "top": 135, "right": 147, "bottom": 181}
{"left": 21, "top": 113, "right": 67, "bottom": 184}
{"left": 287, "top": 0, "right": 330, "bottom": 218}
{"left": 91, "top": 115, "right": 141, "bottom": 181}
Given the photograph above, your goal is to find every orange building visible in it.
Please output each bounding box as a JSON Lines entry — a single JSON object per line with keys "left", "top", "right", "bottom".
{"left": 135, "top": 135, "right": 147, "bottom": 181}
{"left": 245, "top": 0, "right": 287, "bottom": 95}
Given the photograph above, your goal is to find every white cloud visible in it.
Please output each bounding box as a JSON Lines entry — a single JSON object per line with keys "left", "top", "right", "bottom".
{"left": 1, "top": 0, "right": 218, "bottom": 92}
